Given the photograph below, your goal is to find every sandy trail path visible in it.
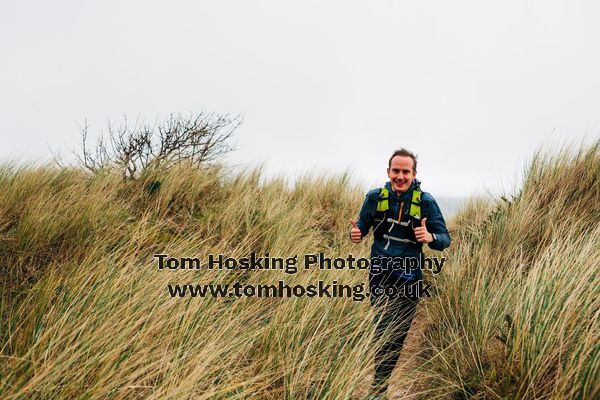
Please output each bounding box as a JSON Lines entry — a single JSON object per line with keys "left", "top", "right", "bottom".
{"left": 354, "top": 304, "right": 429, "bottom": 400}
{"left": 387, "top": 306, "right": 428, "bottom": 399}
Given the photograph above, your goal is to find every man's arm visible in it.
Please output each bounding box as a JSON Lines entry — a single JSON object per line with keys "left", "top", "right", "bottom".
{"left": 356, "top": 192, "right": 375, "bottom": 236}
{"left": 350, "top": 191, "right": 376, "bottom": 242}
{"left": 422, "top": 193, "right": 451, "bottom": 251}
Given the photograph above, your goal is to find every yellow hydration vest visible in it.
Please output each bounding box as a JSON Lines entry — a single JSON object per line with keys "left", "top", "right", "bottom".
{"left": 376, "top": 186, "right": 422, "bottom": 219}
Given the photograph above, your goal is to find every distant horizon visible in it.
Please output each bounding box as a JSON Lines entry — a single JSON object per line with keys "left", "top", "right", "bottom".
{"left": 0, "top": 152, "right": 473, "bottom": 221}
{"left": 0, "top": 149, "right": 525, "bottom": 203}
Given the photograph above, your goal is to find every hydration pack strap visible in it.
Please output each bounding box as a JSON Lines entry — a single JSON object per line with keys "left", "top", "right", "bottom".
{"left": 383, "top": 234, "right": 417, "bottom": 250}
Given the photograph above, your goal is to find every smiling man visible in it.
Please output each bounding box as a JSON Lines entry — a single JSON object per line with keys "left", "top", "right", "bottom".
{"left": 349, "top": 148, "right": 451, "bottom": 398}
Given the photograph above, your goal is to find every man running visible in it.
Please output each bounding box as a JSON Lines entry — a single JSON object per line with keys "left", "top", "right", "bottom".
{"left": 350, "top": 148, "right": 451, "bottom": 398}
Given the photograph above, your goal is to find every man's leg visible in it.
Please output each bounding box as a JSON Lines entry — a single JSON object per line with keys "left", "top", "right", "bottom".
{"left": 371, "top": 288, "right": 419, "bottom": 394}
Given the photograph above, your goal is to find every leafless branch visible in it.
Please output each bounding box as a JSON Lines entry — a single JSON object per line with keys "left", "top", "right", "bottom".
{"left": 74, "top": 112, "right": 241, "bottom": 179}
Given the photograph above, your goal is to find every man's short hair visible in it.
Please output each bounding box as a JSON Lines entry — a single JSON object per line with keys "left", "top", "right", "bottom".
{"left": 388, "top": 148, "right": 418, "bottom": 172}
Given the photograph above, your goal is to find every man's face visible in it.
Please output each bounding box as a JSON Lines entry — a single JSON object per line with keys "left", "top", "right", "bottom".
{"left": 387, "top": 156, "right": 416, "bottom": 194}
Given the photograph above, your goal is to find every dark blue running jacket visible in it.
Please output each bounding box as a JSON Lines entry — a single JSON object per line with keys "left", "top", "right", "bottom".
{"left": 355, "top": 179, "right": 451, "bottom": 282}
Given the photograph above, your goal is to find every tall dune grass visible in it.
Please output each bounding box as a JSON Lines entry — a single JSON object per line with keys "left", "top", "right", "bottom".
{"left": 1, "top": 164, "right": 384, "bottom": 399}
{"left": 1, "top": 141, "right": 598, "bottom": 399}
{"left": 418, "top": 142, "right": 599, "bottom": 399}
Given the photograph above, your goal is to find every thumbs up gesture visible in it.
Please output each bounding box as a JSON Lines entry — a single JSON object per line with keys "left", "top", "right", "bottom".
{"left": 349, "top": 219, "right": 362, "bottom": 243}
{"left": 414, "top": 218, "right": 433, "bottom": 243}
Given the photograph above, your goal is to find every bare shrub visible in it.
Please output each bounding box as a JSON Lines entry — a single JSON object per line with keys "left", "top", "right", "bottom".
{"left": 76, "top": 112, "right": 241, "bottom": 179}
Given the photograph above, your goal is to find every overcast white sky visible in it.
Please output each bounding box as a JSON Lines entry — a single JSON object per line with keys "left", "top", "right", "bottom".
{"left": 1, "top": 0, "right": 599, "bottom": 197}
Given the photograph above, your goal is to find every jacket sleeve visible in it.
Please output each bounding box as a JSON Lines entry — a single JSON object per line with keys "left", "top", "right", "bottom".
{"left": 355, "top": 191, "right": 376, "bottom": 237}
{"left": 422, "top": 193, "right": 451, "bottom": 251}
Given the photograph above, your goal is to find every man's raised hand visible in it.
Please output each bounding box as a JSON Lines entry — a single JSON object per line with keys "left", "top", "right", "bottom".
{"left": 414, "top": 217, "right": 433, "bottom": 243}
{"left": 349, "top": 219, "right": 362, "bottom": 243}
